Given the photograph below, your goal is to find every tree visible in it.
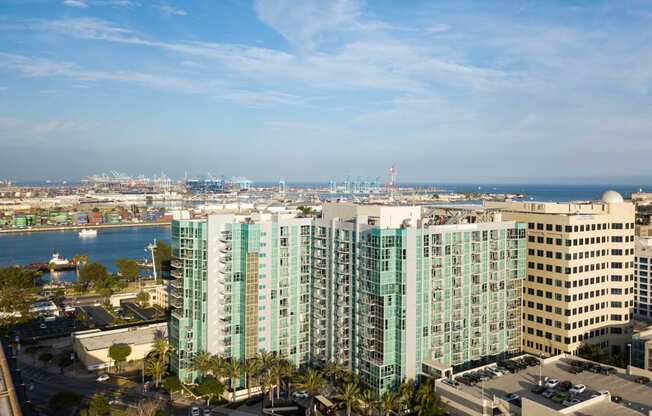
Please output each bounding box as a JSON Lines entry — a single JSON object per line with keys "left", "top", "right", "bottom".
{"left": 359, "top": 389, "right": 378, "bottom": 416}
{"left": 414, "top": 378, "right": 446, "bottom": 416}
{"left": 79, "top": 262, "right": 109, "bottom": 285}
{"left": 397, "top": 379, "right": 415, "bottom": 414}
{"left": 115, "top": 258, "right": 140, "bottom": 282}
{"left": 38, "top": 352, "right": 53, "bottom": 366}
{"left": 153, "top": 241, "right": 171, "bottom": 276}
{"left": 196, "top": 377, "right": 225, "bottom": 407}
{"left": 108, "top": 343, "right": 132, "bottom": 373}
{"left": 380, "top": 392, "right": 397, "bottom": 416}
{"left": 136, "top": 291, "right": 150, "bottom": 307}
{"left": 190, "top": 351, "right": 214, "bottom": 380}
{"left": 48, "top": 391, "right": 83, "bottom": 416}
{"left": 145, "top": 356, "right": 167, "bottom": 388}
{"left": 163, "top": 376, "right": 182, "bottom": 394}
{"left": 225, "top": 359, "right": 241, "bottom": 401}
{"left": 324, "top": 360, "right": 344, "bottom": 384}
{"left": 0, "top": 266, "right": 38, "bottom": 325}
{"left": 73, "top": 254, "right": 89, "bottom": 268}
{"left": 296, "top": 369, "right": 326, "bottom": 397}
{"left": 129, "top": 400, "right": 159, "bottom": 416}
{"left": 210, "top": 354, "right": 228, "bottom": 382}
{"left": 150, "top": 338, "right": 172, "bottom": 363}
{"left": 88, "top": 394, "right": 110, "bottom": 416}
{"left": 243, "top": 357, "right": 261, "bottom": 399}
{"left": 334, "top": 382, "right": 360, "bottom": 416}
{"left": 52, "top": 288, "right": 66, "bottom": 305}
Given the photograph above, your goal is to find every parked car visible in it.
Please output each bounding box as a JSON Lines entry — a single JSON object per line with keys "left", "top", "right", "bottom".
{"left": 542, "top": 389, "right": 556, "bottom": 398}
{"left": 600, "top": 366, "right": 616, "bottom": 375}
{"left": 545, "top": 378, "right": 560, "bottom": 389}
{"left": 293, "top": 391, "right": 310, "bottom": 399}
{"left": 96, "top": 374, "right": 110, "bottom": 382}
{"left": 531, "top": 385, "right": 546, "bottom": 394}
{"left": 442, "top": 378, "right": 461, "bottom": 389}
{"left": 635, "top": 376, "right": 650, "bottom": 384}
{"left": 487, "top": 367, "right": 503, "bottom": 377}
{"left": 611, "top": 395, "right": 622, "bottom": 403}
{"left": 569, "top": 384, "right": 586, "bottom": 395}
{"left": 505, "top": 393, "right": 520, "bottom": 402}
{"left": 552, "top": 393, "right": 570, "bottom": 404}
{"left": 523, "top": 356, "right": 540, "bottom": 367}
{"left": 563, "top": 398, "right": 581, "bottom": 407}
{"left": 190, "top": 407, "right": 200, "bottom": 416}
{"left": 590, "top": 390, "right": 609, "bottom": 398}
{"left": 567, "top": 366, "right": 583, "bottom": 374}
{"left": 558, "top": 381, "right": 572, "bottom": 392}
{"left": 203, "top": 409, "right": 211, "bottom": 416}
{"left": 245, "top": 395, "right": 263, "bottom": 406}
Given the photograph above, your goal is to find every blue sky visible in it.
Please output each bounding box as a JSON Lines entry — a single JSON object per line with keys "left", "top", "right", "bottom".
{"left": 0, "top": 0, "right": 651, "bottom": 182}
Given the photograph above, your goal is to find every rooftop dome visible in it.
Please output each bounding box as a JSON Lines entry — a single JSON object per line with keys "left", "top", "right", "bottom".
{"left": 601, "top": 190, "right": 624, "bottom": 204}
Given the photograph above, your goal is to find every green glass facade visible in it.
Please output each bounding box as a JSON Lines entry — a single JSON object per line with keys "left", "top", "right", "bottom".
{"left": 169, "top": 206, "right": 525, "bottom": 395}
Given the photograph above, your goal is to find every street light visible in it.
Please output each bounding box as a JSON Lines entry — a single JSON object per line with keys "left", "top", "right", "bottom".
{"left": 627, "top": 343, "right": 632, "bottom": 374}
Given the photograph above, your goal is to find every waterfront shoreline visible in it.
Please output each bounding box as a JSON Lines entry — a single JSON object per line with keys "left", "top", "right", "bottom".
{"left": 0, "top": 221, "right": 171, "bottom": 234}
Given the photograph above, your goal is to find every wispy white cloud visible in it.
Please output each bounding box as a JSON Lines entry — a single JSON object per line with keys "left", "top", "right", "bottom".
{"left": 153, "top": 4, "right": 187, "bottom": 16}
{"left": 63, "top": 0, "right": 88, "bottom": 8}
{"left": 0, "top": 52, "right": 206, "bottom": 94}
{"left": 222, "top": 90, "right": 305, "bottom": 107}
{"left": 63, "top": 0, "right": 139, "bottom": 8}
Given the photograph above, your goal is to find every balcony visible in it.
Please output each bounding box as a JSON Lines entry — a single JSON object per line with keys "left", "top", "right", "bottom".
{"left": 171, "top": 298, "right": 183, "bottom": 309}
{"left": 170, "top": 268, "right": 183, "bottom": 279}
{"left": 171, "top": 259, "right": 183, "bottom": 269}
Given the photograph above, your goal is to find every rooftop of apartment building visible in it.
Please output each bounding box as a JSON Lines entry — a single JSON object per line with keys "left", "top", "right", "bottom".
{"left": 484, "top": 190, "right": 633, "bottom": 216}
{"left": 72, "top": 322, "right": 167, "bottom": 352}
{"left": 437, "top": 354, "right": 652, "bottom": 416}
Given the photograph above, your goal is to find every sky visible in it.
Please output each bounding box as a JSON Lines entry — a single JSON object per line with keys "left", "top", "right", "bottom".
{"left": 0, "top": 0, "right": 651, "bottom": 183}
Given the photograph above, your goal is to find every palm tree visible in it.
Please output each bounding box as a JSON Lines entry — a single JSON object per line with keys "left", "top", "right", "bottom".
{"left": 73, "top": 254, "right": 89, "bottom": 268}
{"left": 334, "top": 382, "right": 360, "bottom": 416}
{"left": 324, "top": 360, "right": 343, "bottom": 384}
{"left": 242, "top": 357, "right": 261, "bottom": 399}
{"left": 414, "top": 378, "right": 446, "bottom": 416}
{"left": 190, "top": 351, "right": 213, "bottom": 381}
{"left": 150, "top": 338, "right": 172, "bottom": 363}
{"left": 296, "top": 369, "right": 326, "bottom": 397}
{"left": 279, "top": 359, "right": 296, "bottom": 398}
{"left": 225, "top": 359, "right": 241, "bottom": 401}
{"left": 144, "top": 356, "right": 167, "bottom": 388}
{"left": 359, "top": 389, "right": 377, "bottom": 416}
{"left": 271, "top": 358, "right": 292, "bottom": 400}
{"left": 380, "top": 391, "right": 397, "bottom": 416}
{"left": 258, "top": 350, "right": 276, "bottom": 373}
{"left": 259, "top": 368, "right": 275, "bottom": 403}
{"left": 397, "top": 379, "right": 415, "bottom": 413}
{"left": 210, "top": 354, "right": 228, "bottom": 382}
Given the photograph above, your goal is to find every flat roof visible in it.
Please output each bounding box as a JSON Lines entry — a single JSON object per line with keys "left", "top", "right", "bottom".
{"left": 74, "top": 323, "right": 167, "bottom": 351}
{"left": 458, "top": 356, "right": 652, "bottom": 415}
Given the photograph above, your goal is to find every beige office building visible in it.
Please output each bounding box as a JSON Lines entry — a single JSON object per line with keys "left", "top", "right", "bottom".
{"left": 486, "top": 191, "right": 635, "bottom": 357}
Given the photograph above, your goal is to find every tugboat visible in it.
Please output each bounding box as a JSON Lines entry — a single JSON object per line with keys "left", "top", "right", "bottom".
{"left": 25, "top": 252, "right": 76, "bottom": 272}
{"left": 47, "top": 252, "right": 77, "bottom": 271}
{"left": 78, "top": 228, "right": 98, "bottom": 238}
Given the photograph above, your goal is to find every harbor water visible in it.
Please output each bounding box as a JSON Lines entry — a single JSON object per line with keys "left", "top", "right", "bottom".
{"left": 0, "top": 225, "right": 171, "bottom": 283}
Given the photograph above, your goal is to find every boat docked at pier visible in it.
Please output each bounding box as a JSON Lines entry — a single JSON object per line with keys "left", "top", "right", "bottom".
{"left": 78, "top": 228, "right": 98, "bottom": 237}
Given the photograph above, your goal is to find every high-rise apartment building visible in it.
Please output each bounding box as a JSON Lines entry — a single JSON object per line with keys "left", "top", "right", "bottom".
{"left": 170, "top": 213, "right": 312, "bottom": 382}
{"left": 486, "top": 191, "right": 636, "bottom": 358}
{"left": 634, "top": 237, "right": 652, "bottom": 319}
{"left": 312, "top": 204, "right": 525, "bottom": 393}
{"left": 169, "top": 204, "right": 526, "bottom": 394}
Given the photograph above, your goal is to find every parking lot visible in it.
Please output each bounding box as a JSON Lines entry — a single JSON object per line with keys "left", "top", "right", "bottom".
{"left": 78, "top": 305, "right": 115, "bottom": 327}
{"left": 456, "top": 356, "right": 652, "bottom": 415}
